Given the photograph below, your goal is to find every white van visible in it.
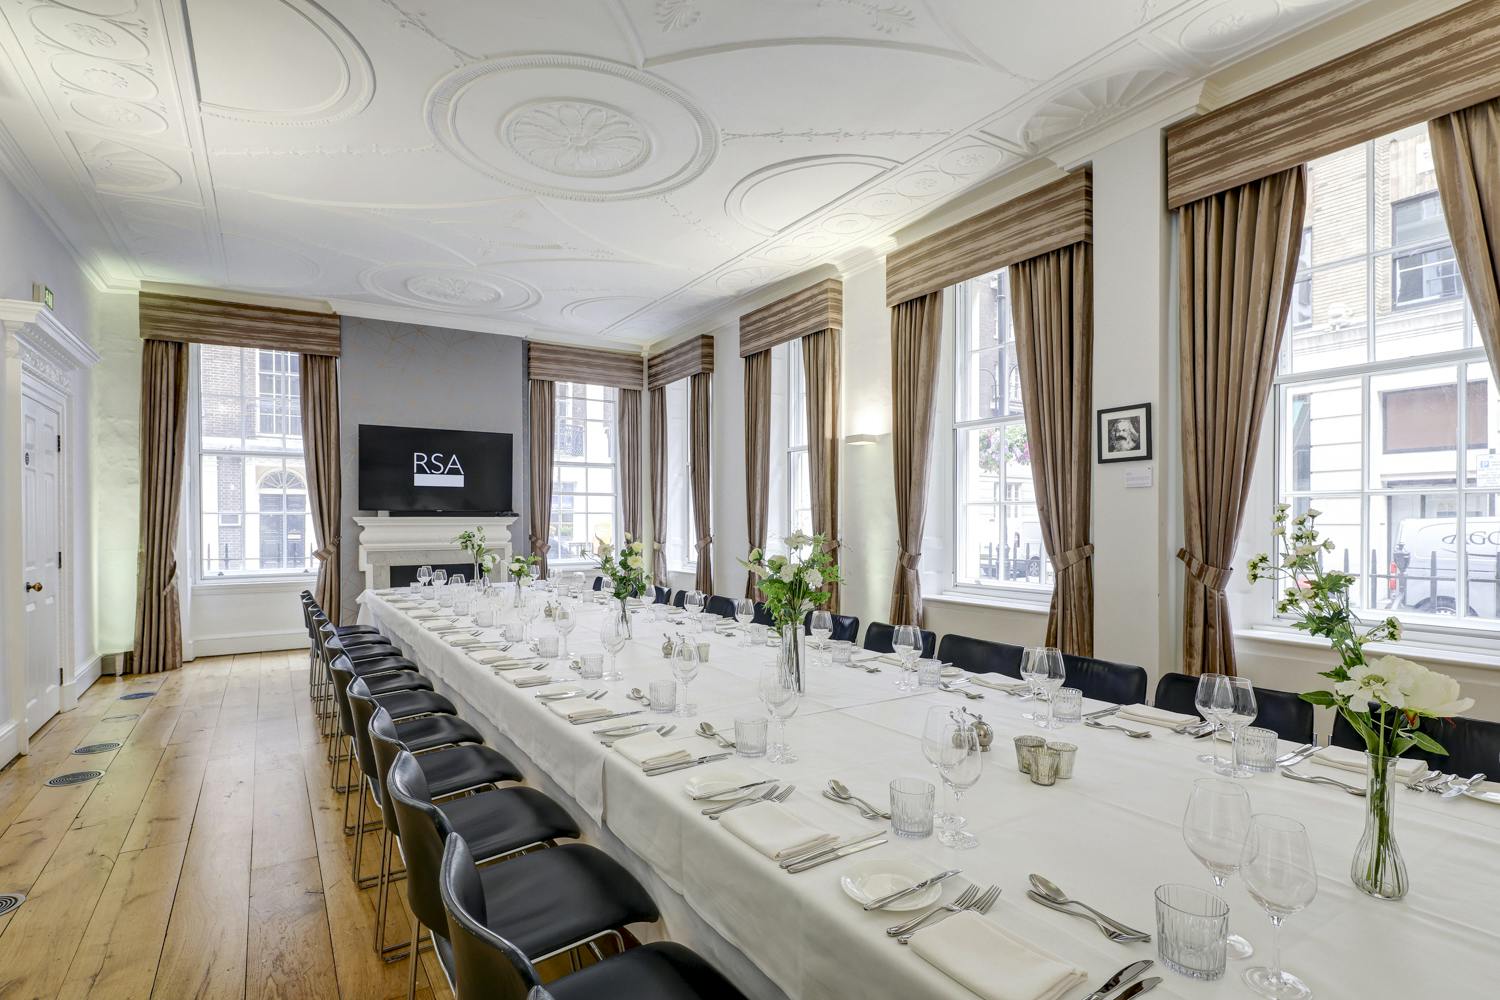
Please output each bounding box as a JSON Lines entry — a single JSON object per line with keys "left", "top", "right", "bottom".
{"left": 1391, "top": 517, "right": 1500, "bottom": 618}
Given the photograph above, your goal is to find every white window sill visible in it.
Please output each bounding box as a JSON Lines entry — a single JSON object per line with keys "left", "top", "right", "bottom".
{"left": 926, "top": 590, "right": 1052, "bottom": 616}
{"left": 193, "top": 575, "right": 314, "bottom": 595}
{"left": 1235, "top": 626, "right": 1500, "bottom": 672}
{"left": 549, "top": 559, "right": 599, "bottom": 572}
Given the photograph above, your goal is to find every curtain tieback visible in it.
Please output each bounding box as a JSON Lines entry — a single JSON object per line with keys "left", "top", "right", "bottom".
{"left": 1178, "top": 548, "right": 1233, "bottom": 591}
{"left": 898, "top": 550, "right": 922, "bottom": 571}
{"left": 695, "top": 535, "right": 714, "bottom": 551}
{"left": 313, "top": 535, "right": 340, "bottom": 562}
{"left": 1054, "top": 544, "right": 1095, "bottom": 572}
{"left": 160, "top": 563, "right": 179, "bottom": 596}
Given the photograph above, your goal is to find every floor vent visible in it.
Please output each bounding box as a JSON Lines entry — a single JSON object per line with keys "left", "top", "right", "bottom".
{"left": 73, "top": 742, "right": 123, "bottom": 755}
{"left": 0, "top": 894, "right": 24, "bottom": 918}
{"left": 119, "top": 691, "right": 156, "bottom": 701}
{"left": 45, "top": 770, "right": 103, "bottom": 787}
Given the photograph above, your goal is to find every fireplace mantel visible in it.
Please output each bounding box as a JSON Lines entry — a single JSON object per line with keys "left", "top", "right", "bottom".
{"left": 354, "top": 514, "right": 516, "bottom": 592}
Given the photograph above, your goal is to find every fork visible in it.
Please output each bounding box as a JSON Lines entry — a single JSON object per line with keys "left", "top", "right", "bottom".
{"left": 892, "top": 886, "right": 1000, "bottom": 943}
{"left": 705, "top": 783, "right": 789, "bottom": 818}
{"left": 1408, "top": 771, "right": 1450, "bottom": 793}
{"left": 1280, "top": 767, "right": 1365, "bottom": 796}
{"left": 886, "top": 886, "right": 978, "bottom": 937}
{"left": 1085, "top": 720, "right": 1152, "bottom": 739}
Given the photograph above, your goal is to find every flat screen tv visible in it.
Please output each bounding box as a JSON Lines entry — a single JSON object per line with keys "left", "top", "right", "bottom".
{"left": 358, "top": 424, "right": 514, "bottom": 514}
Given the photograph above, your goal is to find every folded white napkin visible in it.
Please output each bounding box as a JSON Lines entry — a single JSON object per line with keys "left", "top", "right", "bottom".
{"left": 970, "top": 674, "right": 1028, "bottom": 692}
{"left": 1117, "top": 703, "right": 1200, "bottom": 728}
{"left": 850, "top": 649, "right": 882, "bottom": 663}
{"left": 910, "top": 911, "right": 1088, "bottom": 1000}
{"left": 547, "top": 700, "right": 613, "bottom": 723}
{"left": 1313, "top": 746, "right": 1428, "bottom": 781}
{"left": 612, "top": 732, "right": 692, "bottom": 770}
{"left": 501, "top": 672, "right": 553, "bottom": 688}
{"left": 446, "top": 636, "right": 483, "bottom": 648}
{"left": 718, "top": 802, "right": 837, "bottom": 861}
{"left": 409, "top": 610, "right": 444, "bottom": 620}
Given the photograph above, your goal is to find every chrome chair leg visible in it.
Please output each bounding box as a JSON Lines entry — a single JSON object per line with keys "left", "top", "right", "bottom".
{"left": 407, "top": 915, "right": 421, "bottom": 1000}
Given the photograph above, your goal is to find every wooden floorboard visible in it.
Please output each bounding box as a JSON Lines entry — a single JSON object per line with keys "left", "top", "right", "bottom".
{"left": 0, "top": 651, "right": 447, "bottom": 1000}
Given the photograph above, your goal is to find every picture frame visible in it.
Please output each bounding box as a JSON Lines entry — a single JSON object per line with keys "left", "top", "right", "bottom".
{"left": 1097, "top": 403, "right": 1152, "bottom": 463}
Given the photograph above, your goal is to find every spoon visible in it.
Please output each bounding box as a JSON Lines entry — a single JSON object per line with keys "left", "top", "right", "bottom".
{"left": 1440, "top": 772, "right": 1487, "bottom": 799}
{"left": 627, "top": 687, "right": 651, "bottom": 705}
{"left": 697, "top": 722, "right": 736, "bottom": 749}
{"left": 827, "top": 779, "right": 892, "bottom": 819}
{"left": 1028, "top": 874, "right": 1152, "bottom": 940}
{"left": 939, "top": 682, "right": 984, "bottom": 700}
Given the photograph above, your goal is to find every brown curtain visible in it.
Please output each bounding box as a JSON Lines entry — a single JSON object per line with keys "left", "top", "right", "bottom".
{"left": 300, "top": 354, "right": 341, "bottom": 622}
{"left": 619, "top": 388, "right": 642, "bottom": 540}
{"left": 1430, "top": 98, "right": 1500, "bottom": 380}
{"left": 131, "top": 339, "right": 189, "bottom": 674}
{"left": 649, "top": 387, "right": 668, "bottom": 586}
{"left": 1178, "top": 166, "right": 1307, "bottom": 676}
{"left": 1012, "top": 246, "right": 1095, "bottom": 655}
{"left": 743, "top": 352, "right": 771, "bottom": 598}
{"left": 689, "top": 372, "right": 713, "bottom": 593}
{"left": 528, "top": 379, "right": 554, "bottom": 577}
{"left": 802, "top": 329, "right": 842, "bottom": 611}
{"left": 888, "top": 292, "right": 943, "bottom": 625}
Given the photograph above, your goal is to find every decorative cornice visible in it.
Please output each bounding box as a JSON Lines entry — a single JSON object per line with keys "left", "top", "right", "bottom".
{"left": 0, "top": 298, "right": 101, "bottom": 368}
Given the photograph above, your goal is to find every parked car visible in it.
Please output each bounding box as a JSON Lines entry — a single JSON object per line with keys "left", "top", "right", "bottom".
{"left": 1389, "top": 517, "right": 1500, "bottom": 618}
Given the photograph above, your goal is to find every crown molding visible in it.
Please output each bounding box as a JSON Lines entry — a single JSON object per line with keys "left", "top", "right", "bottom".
{"left": 0, "top": 298, "right": 101, "bottom": 368}
{"left": 328, "top": 295, "right": 630, "bottom": 351}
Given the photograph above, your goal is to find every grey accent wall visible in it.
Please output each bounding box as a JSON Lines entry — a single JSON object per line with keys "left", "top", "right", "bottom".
{"left": 338, "top": 316, "right": 528, "bottom": 620}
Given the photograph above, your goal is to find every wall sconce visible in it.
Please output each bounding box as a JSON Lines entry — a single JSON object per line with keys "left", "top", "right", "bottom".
{"left": 845, "top": 433, "right": 881, "bottom": 447}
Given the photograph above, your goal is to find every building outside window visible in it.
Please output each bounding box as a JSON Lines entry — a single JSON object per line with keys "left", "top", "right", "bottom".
{"left": 1274, "top": 123, "right": 1499, "bottom": 628}
{"left": 952, "top": 268, "right": 1051, "bottom": 592}
{"left": 764, "top": 339, "right": 812, "bottom": 554}
{"left": 195, "top": 345, "right": 313, "bottom": 578}
{"left": 549, "top": 382, "right": 618, "bottom": 564}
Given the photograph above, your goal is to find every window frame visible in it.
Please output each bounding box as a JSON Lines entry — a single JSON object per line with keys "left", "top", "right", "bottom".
{"left": 547, "top": 381, "right": 621, "bottom": 569}
{"left": 663, "top": 378, "right": 697, "bottom": 574}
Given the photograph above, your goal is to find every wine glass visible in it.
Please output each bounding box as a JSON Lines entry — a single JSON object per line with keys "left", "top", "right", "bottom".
{"left": 684, "top": 590, "right": 705, "bottom": 617}
{"left": 1195, "top": 673, "right": 1229, "bottom": 765}
{"left": 936, "top": 717, "right": 982, "bottom": 850}
{"left": 600, "top": 614, "right": 627, "bottom": 682}
{"left": 1215, "top": 676, "right": 1258, "bottom": 778}
{"left": 1241, "top": 814, "right": 1318, "bottom": 999}
{"left": 733, "top": 598, "right": 755, "bottom": 644}
{"left": 672, "top": 638, "right": 701, "bottom": 717}
{"left": 758, "top": 661, "right": 801, "bottom": 764}
{"left": 1183, "top": 778, "right": 1256, "bottom": 960}
{"left": 517, "top": 590, "right": 541, "bottom": 642}
{"left": 431, "top": 568, "right": 447, "bottom": 587}
{"left": 449, "top": 573, "right": 465, "bottom": 589}
{"left": 922, "top": 706, "right": 960, "bottom": 828}
{"left": 1022, "top": 647, "right": 1066, "bottom": 729}
{"left": 892, "top": 625, "right": 921, "bottom": 691}
{"left": 809, "top": 610, "right": 833, "bottom": 663}
{"left": 553, "top": 600, "right": 576, "bottom": 658}
{"left": 416, "top": 564, "right": 433, "bottom": 593}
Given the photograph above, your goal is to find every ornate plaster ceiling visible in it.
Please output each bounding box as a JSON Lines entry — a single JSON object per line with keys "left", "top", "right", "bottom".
{"left": 0, "top": 0, "right": 1368, "bottom": 345}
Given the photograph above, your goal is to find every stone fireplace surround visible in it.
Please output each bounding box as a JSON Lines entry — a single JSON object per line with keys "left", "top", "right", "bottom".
{"left": 354, "top": 514, "right": 517, "bottom": 592}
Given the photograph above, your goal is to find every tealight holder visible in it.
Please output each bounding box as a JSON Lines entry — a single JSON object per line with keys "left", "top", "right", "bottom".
{"left": 1014, "top": 735, "right": 1046, "bottom": 774}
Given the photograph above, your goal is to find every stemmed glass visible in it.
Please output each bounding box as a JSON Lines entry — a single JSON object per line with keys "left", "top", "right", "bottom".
{"left": 733, "top": 598, "right": 755, "bottom": 645}
{"left": 758, "top": 661, "right": 801, "bottom": 764}
{"left": 1241, "top": 815, "right": 1318, "bottom": 999}
{"left": 672, "top": 638, "right": 701, "bottom": 717}
{"left": 430, "top": 568, "right": 448, "bottom": 607}
{"left": 1215, "top": 676, "right": 1259, "bottom": 778}
{"left": 517, "top": 590, "right": 541, "bottom": 642}
{"left": 553, "top": 600, "right": 576, "bottom": 658}
{"left": 809, "top": 610, "right": 833, "bottom": 663}
{"left": 684, "top": 590, "right": 705, "bottom": 618}
{"left": 1182, "top": 778, "right": 1256, "bottom": 960}
{"left": 600, "top": 614, "right": 627, "bottom": 682}
{"left": 936, "top": 717, "right": 982, "bottom": 850}
{"left": 922, "top": 706, "right": 960, "bottom": 829}
{"left": 416, "top": 565, "right": 433, "bottom": 598}
{"left": 1195, "top": 673, "right": 1229, "bottom": 765}
{"left": 892, "top": 625, "right": 921, "bottom": 691}
{"left": 1022, "top": 647, "right": 1066, "bottom": 729}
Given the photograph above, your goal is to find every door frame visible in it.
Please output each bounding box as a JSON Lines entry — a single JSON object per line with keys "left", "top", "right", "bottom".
{"left": 0, "top": 300, "right": 99, "bottom": 759}
{"left": 20, "top": 378, "right": 69, "bottom": 737}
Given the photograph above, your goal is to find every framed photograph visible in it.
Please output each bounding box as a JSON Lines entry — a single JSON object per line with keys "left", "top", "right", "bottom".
{"left": 1097, "top": 403, "right": 1152, "bottom": 463}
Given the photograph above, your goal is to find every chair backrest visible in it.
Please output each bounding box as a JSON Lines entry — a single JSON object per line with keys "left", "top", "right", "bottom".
{"left": 367, "top": 707, "right": 412, "bottom": 835}
{"left": 1154, "top": 672, "right": 1314, "bottom": 743}
{"left": 1333, "top": 708, "right": 1500, "bottom": 775}
{"left": 752, "top": 602, "right": 774, "bottom": 627}
{"left": 705, "top": 595, "right": 737, "bottom": 619}
{"left": 591, "top": 576, "right": 604, "bottom": 591}
{"left": 1060, "top": 653, "right": 1148, "bottom": 705}
{"left": 326, "top": 656, "right": 360, "bottom": 742}
{"left": 344, "top": 679, "right": 387, "bottom": 809}
{"left": 671, "top": 590, "right": 687, "bottom": 608}
{"left": 803, "top": 610, "right": 858, "bottom": 642}
{"left": 653, "top": 585, "right": 671, "bottom": 604}
{"left": 936, "top": 635, "right": 1025, "bottom": 678}
{"left": 385, "top": 750, "right": 457, "bottom": 933}
{"left": 863, "top": 622, "right": 936, "bottom": 658}
{"left": 439, "top": 833, "right": 540, "bottom": 1000}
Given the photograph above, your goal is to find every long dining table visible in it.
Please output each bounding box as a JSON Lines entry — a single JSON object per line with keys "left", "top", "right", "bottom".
{"left": 357, "top": 588, "right": 1500, "bottom": 1000}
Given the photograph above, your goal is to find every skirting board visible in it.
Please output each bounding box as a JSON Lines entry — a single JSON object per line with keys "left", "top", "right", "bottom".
{"left": 62, "top": 654, "right": 101, "bottom": 709}
{"left": 189, "top": 628, "right": 304, "bottom": 659}
{"left": 0, "top": 719, "right": 18, "bottom": 772}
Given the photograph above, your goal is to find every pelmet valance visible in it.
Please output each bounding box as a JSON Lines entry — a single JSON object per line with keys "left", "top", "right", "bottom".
{"left": 138, "top": 291, "right": 341, "bottom": 357}
{"left": 739, "top": 278, "right": 843, "bottom": 357}
{"left": 885, "top": 170, "right": 1091, "bottom": 307}
{"left": 647, "top": 333, "right": 715, "bottom": 389}
{"left": 527, "top": 341, "right": 645, "bottom": 390}
{"left": 1165, "top": 0, "right": 1500, "bottom": 209}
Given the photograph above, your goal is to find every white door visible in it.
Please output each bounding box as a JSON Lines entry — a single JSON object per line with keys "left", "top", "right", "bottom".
{"left": 21, "top": 391, "right": 62, "bottom": 737}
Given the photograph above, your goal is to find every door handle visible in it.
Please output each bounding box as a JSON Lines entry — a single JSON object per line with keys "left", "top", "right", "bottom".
{"left": 25, "top": 581, "right": 42, "bottom": 593}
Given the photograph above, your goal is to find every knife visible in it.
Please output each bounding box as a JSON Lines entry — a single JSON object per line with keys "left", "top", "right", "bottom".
{"left": 1081, "top": 960, "right": 1154, "bottom": 1000}
{"left": 861, "top": 869, "right": 960, "bottom": 911}
{"left": 1275, "top": 743, "right": 1315, "bottom": 765}
{"left": 784, "top": 837, "right": 887, "bottom": 874}
{"left": 569, "top": 710, "right": 641, "bottom": 725}
{"left": 1083, "top": 705, "right": 1122, "bottom": 720}
{"left": 1111, "top": 977, "right": 1161, "bottom": 1000}
{"left": 643, "top": 753, "right": 731, "bottom": 776}
{"left": 778, "top": 831, "right": 886, "bottom": 869}
{"left": 689, "top": 779, "right": 775, "bottom": 801}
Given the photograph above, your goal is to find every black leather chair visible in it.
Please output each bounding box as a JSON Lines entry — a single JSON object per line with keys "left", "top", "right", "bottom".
{"left": 386, "top": 752, "right": 662, "bottom": 1000}
{"left": 1332, "top": 709, "right": 1500, "bottom": 776}
{"left": 863, "top": 621, "right": 936, "bottom": 659}
{"left": 653, "top": 585, "right": 672, "bottom": 605}
{"left": 669, "top": 590, "right": 685, "bottom": 608}
{"left": 803, "top": 610, "right": 858, "bottom": 642}
{"left": 705, "top": 595, "right": 737, "bottom": 619}
{"left": 439, "top": 834, "right": 749, "bottom": 1000}
{"left": 1154, "top": 672, "right": 1314, "bottom": 743}
{"left": 752, "top": 602, "right": 774, "bottom": 628}
{"left": 1061, "top": 653, "right": 1149, "bottom": 705}
{"left": 591, "top": 576, "right": 605, "bottom": 591}
{"left": 935, "top": 635, "right": 1026, "bottom": 678}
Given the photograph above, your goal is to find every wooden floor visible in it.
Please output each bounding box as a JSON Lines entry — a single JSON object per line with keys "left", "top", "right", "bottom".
{"left": 0, "top": 651, "right": 456, "bottom": 1000}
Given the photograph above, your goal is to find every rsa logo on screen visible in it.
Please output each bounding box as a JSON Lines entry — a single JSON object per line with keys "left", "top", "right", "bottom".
{"left": 413, "top": 452, "right": 465, "bottom": 488}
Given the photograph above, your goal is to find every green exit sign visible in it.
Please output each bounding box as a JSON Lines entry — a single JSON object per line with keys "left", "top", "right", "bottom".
{"left": 32, "top": 283, "right": 53, "bottom": 310}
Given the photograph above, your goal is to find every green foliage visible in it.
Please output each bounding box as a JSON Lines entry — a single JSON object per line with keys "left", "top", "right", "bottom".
{"left": 596, "top": 535, "right": 649, "bottom": 603}
{"left": 453, "top": 527, "right": 499, "bottom": 575}
{"left": 739, "top": 531, "right": 843, "bottom": 630}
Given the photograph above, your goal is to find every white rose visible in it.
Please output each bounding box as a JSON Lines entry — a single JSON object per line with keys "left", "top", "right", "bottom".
{"left": 806, "top": 568, "right": 823, "bottom": 590}
{"left": 779, "top": 562, "right": 796, "bottom": 582}
{"left": 785, "top": 531, "right": 812, "bottom": 551}
{"left": 1383, "top": 656, "right": 1474, "bottom": 717}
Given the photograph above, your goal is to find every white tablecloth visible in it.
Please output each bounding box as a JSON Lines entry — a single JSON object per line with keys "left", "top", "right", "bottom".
{"left": 359, "top": 590, "right": 1500, "bottom": 1000}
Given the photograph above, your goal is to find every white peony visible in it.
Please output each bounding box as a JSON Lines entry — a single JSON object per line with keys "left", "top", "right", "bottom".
{"left": 784, "top": 531, "right": 812, "bottom": 551}
{"left": 806, "top": 568, "right": 823, "bottom": 590}
{"left": 1387, "top": 656, "right": 1473, "bottom": 717}
{"left": 779, "top": 562, "right": 796, "bottom": 582}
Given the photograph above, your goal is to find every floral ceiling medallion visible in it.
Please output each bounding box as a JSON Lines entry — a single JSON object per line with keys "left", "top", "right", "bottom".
{"left": 405, "top": 274, "right": 502, "bottom": 305}
{"left": 502, "top": 100, "right": 651, "bottom": 178}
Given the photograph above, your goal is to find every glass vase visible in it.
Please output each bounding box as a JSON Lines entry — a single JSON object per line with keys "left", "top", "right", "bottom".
{"left": 1351, "top": 751, "right": 1408, "bottom": 900}
{"left": 778, "top": 624, "right": 806, "bottom": 694}
{"left": 617, "top": 598, "right": 633, "bottom": 641}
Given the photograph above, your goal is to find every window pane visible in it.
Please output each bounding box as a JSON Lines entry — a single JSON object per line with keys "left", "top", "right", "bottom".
{"left": 1375, "top": 249, "right": 1465, "bottom": 359}
{"left": 1375, "top": 124, "right": 1440, "bottom": 252}
{"left": 1305, "top": 144, "right": 1367, "bottom": 266}
{"left": 960, "top": 347, "right": 1003, "bottom": 422}
{"left": 1282, "top": 379, "right": 1362, "bottom": 492}
{"left": 789, "top": 450, "right": 811, "bottom": 536}
{"left": 1284, "top": 259, "right": 1369, "bottom": 373}
{"left": 1465, "top": 368, "right": 1499, "bottom": 487}
{"left": 1463, "top": 493, "right": 1500, "bottom": 619}
{"left": 1369, "top": 367, "right": 1458, "bottom": 488}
